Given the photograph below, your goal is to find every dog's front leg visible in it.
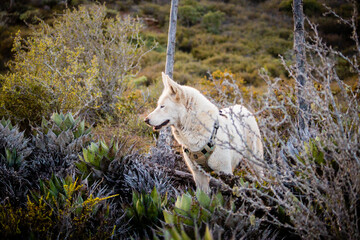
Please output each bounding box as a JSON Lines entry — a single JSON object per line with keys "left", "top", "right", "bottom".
{"left": 183, "top": 153, "right": 210, "bottom": 193}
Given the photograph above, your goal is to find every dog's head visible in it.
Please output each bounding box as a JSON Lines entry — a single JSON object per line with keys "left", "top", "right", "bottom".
{"left": 144, "top": 72, "right": 186, "bottom": 131}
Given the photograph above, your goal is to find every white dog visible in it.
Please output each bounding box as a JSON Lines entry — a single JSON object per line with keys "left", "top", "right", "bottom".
{"left": 145, "top": 73, "right": 264, "bottom": 193}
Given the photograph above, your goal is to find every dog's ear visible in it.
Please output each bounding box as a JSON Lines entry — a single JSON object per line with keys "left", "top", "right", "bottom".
{"left": 161, "top": 72, "right": 170, "bottom": 90}
{"left": 162, "top": 72, "right": 182, "bottom": 97}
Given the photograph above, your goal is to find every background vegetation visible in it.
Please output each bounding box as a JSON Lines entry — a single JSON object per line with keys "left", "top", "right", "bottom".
{"left": 0, "top": 0, "right": 359, "bottom": 239}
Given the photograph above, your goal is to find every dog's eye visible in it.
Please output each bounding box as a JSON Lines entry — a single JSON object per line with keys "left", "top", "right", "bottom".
{"left": 160, "top": 105, "right": 165, "bottom": 109}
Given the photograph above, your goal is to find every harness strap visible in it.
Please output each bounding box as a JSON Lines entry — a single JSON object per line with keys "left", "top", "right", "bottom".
{"left": 183, "top": 119, "right": 219, "bottom": 172}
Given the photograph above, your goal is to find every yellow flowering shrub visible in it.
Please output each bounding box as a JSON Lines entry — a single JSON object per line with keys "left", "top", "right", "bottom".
{"left": 0, "top": 4, "right": 150, "bottom": 126}
{"left": 0, "top": 203, "right": 23, "bottom": 237}
{"left": 0, "top": 197, "right": 54, "bottom": 239}
{"left": 200, "top": 69, "right": 253, "bottom": 104}
{"left": 0, "top": 31, "right": 100, "bottom": 124}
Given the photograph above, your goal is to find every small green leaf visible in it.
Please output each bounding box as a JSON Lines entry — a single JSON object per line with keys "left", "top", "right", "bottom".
{"left": 161, "top": 192, "right": 168, "bottom": 207}
{"left": 196, "top": 190, "right": 211, "bottom": 209}
{"left": 132, "top": 191, "right": 139, "bottom": 204}
{"left": 180, "top": 225, "right": 192, "bottom": 240}
{"left": 51, "top": 113, "right": 63, "bottom": 126}
{"left": 63, "top": 114, "right": 74, "bottom": 129}
{"left": 67, "top": 113, "right": 75, "bottom": 125}
{"left": 79, "top": 120, "right": 85, "bottom": 134}
{"left": 175, "top": 195, "right": 181, "bottom": 209}
{"left": 163, "top": 210, "right": 174, "bottom": 224}
{"left": 199, "top": 207, "right": 211, "bottom": 223}
{"left": 151, "top": 187, "right": 159, "bottom": 205}
{"left": 169, "top": 226, "right": 182, "bottom": 240}
{"left": 49, "top": 180, "right": 59, "bottom": 197}
{"left": 136, "top": 200, "right": 145, "bottom": 217}
{"left": 204, "top": 225, "right": 214, "bottom": 240}
{"left": 180, "top": 193, "right": 192, "bottom": 212}
{"left": 147, "top": 202, "right": 158, "bottom": 219}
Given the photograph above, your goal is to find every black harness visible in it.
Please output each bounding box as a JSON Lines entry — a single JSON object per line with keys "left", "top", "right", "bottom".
{"left": 182, "top": 119, "right": 219, "bottom": 172}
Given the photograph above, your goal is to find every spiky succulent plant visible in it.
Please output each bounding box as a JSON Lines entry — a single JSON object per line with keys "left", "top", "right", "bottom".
{"left": 0, "top": 113, "right": 93, "bottom": 206}
{"left": 34, "top": 112, "right": 91, "bottom": 156}
{"left": 76, "top": 139, "right": 125, "bottom": 181}
{"left": 124, "top": 159, "right": 174, "bottom": 196}
{"left": 29, "top": 112, "right": 93, "bottom": 180}
{"left": 0, "top": 118, "right": 33, "bottom": 204}
{"left": 161, "top": 190, "right": 278, "bottom": 240}
{"left": 125, "top": 187, "right": 168, "bottom": 236}
{"left": 0, "top": 118, "right": 32, "bottom": 164}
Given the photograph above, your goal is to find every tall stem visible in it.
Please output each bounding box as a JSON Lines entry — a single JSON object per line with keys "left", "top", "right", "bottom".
{"left": 157, "top": 0, "right": 178, "bottom": 148}
{"left": 293, "top": 0, "right": 310, "bottom": 140}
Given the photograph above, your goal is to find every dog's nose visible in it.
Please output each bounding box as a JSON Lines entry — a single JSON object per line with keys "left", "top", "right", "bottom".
{"left": 144, "top": 118, "right": 150, "bottom": 124}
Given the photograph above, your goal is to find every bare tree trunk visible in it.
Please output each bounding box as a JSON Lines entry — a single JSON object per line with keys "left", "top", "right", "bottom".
{"left": 293, "top": 0, "right": 310, "bottom": 140}
{"left": 9, "top": 0, "right": 15, "bottom": 9}
{"left": 157, "top": 0, "right": 178, "bottom": 148}
{"left": 164, "top": 0, "right": 178, "bottom": 79}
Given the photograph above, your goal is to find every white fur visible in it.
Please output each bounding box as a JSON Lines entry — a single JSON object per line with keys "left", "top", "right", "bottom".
{"left": 145, "top": 73, "right": 264, "bottom": 193}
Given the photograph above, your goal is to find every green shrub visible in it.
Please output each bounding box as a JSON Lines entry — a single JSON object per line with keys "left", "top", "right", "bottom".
{"left": 336, "top": 57, "right": 355, "bottom": 80}
{"left": 191, "top": 45, "right": 216, "bottom": 60}
{"left": 207, "top": 2, "right": 238, "bottom": 16}
{"left": 0, "top": 72, "right": 52, "bottom": 124}
{"left": 265, "top": 36, "right": 292, "bottom": 57}
{"left": 201, "top": 11, "right": 225, "bottom": 34}
{"left": 176, "top": 26, "right": 197, "bottom": 52}
{"left": 19, "top": 9, "right": 43, "bottom": 22}
{"left": 179, "top": 5, "right": 202, "bottom": 27}
{"left": 115, "top": 88, "right": 154, "bottom": 138}
{"left": 0, "top": 4, "right": 151, "bottom": 126}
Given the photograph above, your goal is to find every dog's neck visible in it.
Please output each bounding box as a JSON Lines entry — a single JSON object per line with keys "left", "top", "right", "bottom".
{"left": 171, "top": 92, "right": 219, "bottom": 152}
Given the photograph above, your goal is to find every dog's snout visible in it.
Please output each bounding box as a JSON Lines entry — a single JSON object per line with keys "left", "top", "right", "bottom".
{"left": 144, "top": 117, "right": 150, "bottom": 124}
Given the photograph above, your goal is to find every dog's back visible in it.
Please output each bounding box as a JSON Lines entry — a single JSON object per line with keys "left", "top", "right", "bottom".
{"left": 217, "top": 105, "right": 264, "bottom": 176}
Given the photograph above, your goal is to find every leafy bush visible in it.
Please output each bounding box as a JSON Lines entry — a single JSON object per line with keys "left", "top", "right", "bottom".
{"left": 200, "top": 69, "right": 248, "bottom": 104}
{"left": 19, "top": 9, "right": 43, "bottom": 22}
{"left": 265, "top": 37, "right": 292, "bottom": 57}
{"left": 178, "top": 5, "right": 202, "bottom": 27}
{"left": 201, "top": 11, "right": 225, "bottom": 34}
{"left": 0, "top": 70, "right": 52, "bottom": 125}
{"left": 0, "top": 4, "right": 151, "bottom": 125}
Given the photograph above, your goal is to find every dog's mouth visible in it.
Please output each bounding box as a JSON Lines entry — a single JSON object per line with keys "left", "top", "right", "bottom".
{"left": 153, "top": 119, "right": 170, "bottom": 131}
